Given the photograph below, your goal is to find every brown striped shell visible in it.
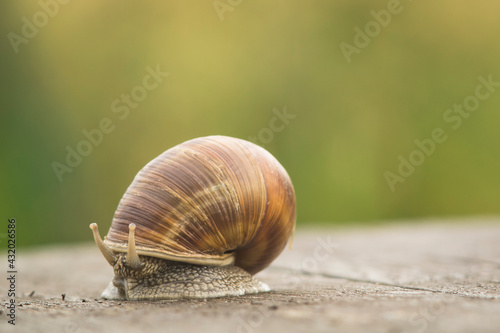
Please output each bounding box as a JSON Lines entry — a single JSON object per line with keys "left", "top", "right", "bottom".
{"left": 103, "top": 135, "right": 296, "bottom": 275}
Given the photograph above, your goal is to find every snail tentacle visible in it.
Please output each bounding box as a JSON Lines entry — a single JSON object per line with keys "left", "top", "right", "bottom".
{"left": 90, "top": 223, "right": 117, "bottom": 266}
{"left": 125, "top": 223, "right": 144, "bottom": 270}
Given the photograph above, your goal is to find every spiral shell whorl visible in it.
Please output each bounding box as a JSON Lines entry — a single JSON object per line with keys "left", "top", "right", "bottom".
{"left": 104, "top": 136, "right": 295, "bottom": 275}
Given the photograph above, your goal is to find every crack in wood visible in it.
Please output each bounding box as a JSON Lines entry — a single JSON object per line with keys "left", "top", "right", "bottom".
{"left": 268, "top": 266, "right": 498, "bottom": 299}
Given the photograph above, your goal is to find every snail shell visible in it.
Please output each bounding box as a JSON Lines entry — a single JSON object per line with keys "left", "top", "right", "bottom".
{"left": 103, "top": 135, "right": 296, "bottom": 275}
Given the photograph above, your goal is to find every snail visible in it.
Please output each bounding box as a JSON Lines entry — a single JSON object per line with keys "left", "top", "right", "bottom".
{"left": 90, "top": 135, "right": 296, "bottom": 300}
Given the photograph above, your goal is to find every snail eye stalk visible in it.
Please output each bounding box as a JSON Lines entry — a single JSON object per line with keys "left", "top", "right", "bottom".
{"left": 90, "top": 223, "right": 117, "bottom": 266}
{"left": 125, "top": 223, "right": 143, "bottom": 270}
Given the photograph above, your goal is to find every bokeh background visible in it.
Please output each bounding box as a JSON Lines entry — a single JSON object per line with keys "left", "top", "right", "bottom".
{"left": 1, "top": 1, "right": 499, "bottom": 247}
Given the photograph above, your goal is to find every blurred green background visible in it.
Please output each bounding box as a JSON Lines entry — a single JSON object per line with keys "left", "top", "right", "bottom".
{"left": 1, "top": 1, "right": 499, "bottom": 247}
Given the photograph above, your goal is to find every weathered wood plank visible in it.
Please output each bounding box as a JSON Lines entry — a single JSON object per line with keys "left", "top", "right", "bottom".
{"left": 1, "top": 219, "right": 499, "bottom": 332}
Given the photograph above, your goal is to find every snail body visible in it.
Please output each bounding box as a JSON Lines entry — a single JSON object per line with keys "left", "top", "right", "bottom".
{"left": 90, "top": 135, "right": 296, "bottom": 300}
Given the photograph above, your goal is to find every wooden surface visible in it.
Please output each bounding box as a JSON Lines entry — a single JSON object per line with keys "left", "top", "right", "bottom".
{"left": 1, "top": 218, "right": 499, "bottom": 332}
